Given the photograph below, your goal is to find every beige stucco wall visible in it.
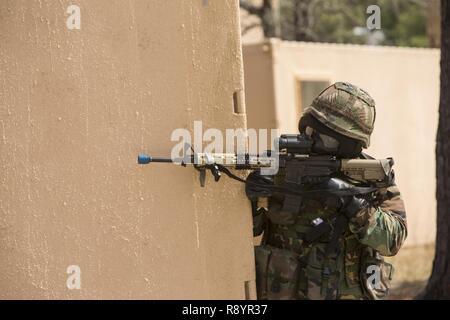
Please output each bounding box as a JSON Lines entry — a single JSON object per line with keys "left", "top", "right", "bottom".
{"left": 243, "top": 43, "right": 277, "bottom": 131}
{"left": 0, "top": 0, "right": 256, "bottom": 299}
{"left": 243, "top": 39, "right": 439, "bottom": 247}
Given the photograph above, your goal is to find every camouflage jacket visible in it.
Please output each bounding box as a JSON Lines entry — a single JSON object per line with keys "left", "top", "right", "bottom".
{"left": 253, "top": 172, "right": 407, "bottom": 300}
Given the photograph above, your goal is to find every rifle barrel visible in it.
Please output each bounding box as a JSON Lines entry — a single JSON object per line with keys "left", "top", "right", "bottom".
{"left": 138, "top": 154, "right": 174, "bottom": 165}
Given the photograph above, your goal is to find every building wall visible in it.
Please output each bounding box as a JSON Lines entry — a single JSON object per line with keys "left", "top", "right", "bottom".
{"left": 243, "top": 39, "right": 439, "bottom": 247}
{"left": 0, "top": 0, "right": 256, "bottom": 299}
{"left": 243, "top": 43, "right": 277, "bottom": 131}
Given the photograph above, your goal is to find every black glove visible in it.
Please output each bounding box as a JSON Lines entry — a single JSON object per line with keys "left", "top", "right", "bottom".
{"left": 245, "top": 171, "right": 274, "bottom": 200}
{"left": 341, "top": 196, "right": 370, "bottom": 219}
{"left": 341, "top": 196, "right": 374, "bottom": 233}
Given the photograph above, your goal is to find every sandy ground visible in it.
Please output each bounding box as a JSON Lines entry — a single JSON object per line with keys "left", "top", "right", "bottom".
{"left": 385, "top": 244, "right": 435, "bottom": 299}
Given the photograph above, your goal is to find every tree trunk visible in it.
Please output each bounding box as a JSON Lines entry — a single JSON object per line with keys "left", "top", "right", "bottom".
{"left": 240, "top": 0, "right": 278, "bottom": 38}
{"left": 294, "top": 0, "right": 314, "bottom": 42}
{"left": 260, "top": 0, "right": 277, "bottom": 38}
{"left": 427, "top": 0, "right": 441, "bottom": 48}
{"left": 422, "top": 0, "right": 450, "bottom": 299}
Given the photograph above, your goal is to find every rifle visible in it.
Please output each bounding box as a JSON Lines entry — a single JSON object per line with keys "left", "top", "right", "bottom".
{"left": 138, "top": 133, "right": 395, "bottom": 246}
{"left": 137, "top": 133, "right": 394, "bottom": 192}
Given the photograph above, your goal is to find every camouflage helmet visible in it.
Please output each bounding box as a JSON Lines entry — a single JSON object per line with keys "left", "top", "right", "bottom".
{"left": 301, "top": 82, "right": 376, "bottom": 148}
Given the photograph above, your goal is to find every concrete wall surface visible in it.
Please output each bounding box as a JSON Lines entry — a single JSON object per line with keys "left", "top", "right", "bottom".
{"left": 243, "top": 39, "right": 439, "bottom": 247}
{"left": 0, "top": 0, "right": 256, "bottom": 299}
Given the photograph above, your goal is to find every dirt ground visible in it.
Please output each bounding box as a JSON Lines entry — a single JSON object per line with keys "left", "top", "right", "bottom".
{"left": 385, "top": 244, "right": 435, "bottom": 300}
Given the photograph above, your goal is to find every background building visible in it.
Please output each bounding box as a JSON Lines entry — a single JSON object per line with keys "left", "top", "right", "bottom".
{"left": 243, "top": 39, "right": 439, "bottom": 248}
{"left": 243, "top": 39, "right": 439, "bottom": 296}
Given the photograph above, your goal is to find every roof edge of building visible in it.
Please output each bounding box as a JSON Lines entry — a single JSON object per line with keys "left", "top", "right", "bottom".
{"left": 244, "top": 38, "right": 440, "bottom": 55}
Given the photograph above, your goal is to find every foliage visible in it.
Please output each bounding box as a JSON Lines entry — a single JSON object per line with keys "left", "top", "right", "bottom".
{"left": 241, "top": 0, "right": 429, "bottom": 47}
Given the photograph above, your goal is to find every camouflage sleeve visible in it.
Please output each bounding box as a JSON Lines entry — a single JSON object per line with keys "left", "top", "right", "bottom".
{"left": 349, "top": 184, "right": 408, "bottom": 256}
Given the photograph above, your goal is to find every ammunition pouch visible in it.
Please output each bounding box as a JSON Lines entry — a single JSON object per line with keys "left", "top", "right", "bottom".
{"left": 254, "top": 245, "right": 301, "bottom": 300}
{"left": 360, "top": 248, "right": 394, "bottom": 300}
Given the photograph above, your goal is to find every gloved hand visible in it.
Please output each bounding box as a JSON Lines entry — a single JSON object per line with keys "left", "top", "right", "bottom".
{"left": 245, "top": 171, "right": 274, "bottom": 200}
{"left": 340, "top": 196, "right": 375, "bottom": 233}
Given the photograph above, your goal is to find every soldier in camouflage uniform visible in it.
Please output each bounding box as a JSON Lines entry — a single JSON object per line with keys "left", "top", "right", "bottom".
{"left": 247, "top": 82, "right": 407, "bottom": 300}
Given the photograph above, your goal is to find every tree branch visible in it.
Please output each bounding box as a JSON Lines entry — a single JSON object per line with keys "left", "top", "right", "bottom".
{"left": 241, "top": 21, "right": 262, "bottom": 35}
{"left": 240, "top": 0, "right": 263, "bottom": 17}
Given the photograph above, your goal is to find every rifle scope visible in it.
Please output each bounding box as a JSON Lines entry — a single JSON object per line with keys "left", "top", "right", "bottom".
{"left": 277, "top": 134, "right": 313, "bottom": 154}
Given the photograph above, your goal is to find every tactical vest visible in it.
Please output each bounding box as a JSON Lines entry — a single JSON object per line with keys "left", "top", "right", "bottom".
{"left": 253, "top": 175, "right": 393, "bottom": 300}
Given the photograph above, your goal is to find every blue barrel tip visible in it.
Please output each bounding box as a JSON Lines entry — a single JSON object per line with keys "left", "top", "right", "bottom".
{"left": 138, "top": 154, "right": 152, "bottom": 164}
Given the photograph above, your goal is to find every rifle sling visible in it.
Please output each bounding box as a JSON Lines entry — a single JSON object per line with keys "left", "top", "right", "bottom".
{"left": 245, "top": 179, "right": 377, "bottom": 198}
{"left": 216, "top": 164, "right": 378, "bottom": 198}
